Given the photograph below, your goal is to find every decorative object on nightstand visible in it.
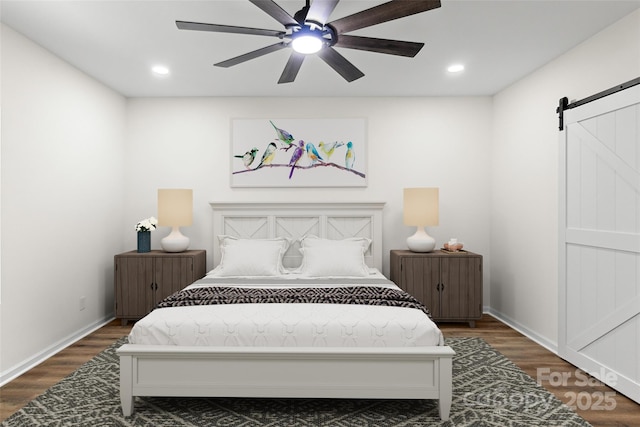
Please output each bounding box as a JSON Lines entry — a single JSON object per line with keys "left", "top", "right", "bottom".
{"left": 158, "top": 188, "right": 193, "bottom": 253}
{"left": 135, "top": 216, "right": 157, "bottom": 253}
{"left": 114, "top": 249, "right": 206, "bottom": 325}
{"left": 443, "top": 238, "right": 463, "bottom": 252}
{"left": 403, "top": 187, "right": 439, "bottom": 252}
{"left": 390, "top": 249, "right": 482, "bottom": 327}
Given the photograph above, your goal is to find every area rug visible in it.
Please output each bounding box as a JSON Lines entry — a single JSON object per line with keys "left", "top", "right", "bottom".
{"left": 1, "top": 337, "right": 591, "bottom": 426}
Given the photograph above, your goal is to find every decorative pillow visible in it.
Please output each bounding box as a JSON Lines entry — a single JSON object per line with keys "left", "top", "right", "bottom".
{"left": 299, "top": 242, "right": 369, "bottom": 278}
{"left": 217, "top": 235, "right": 290, "bottom": 276}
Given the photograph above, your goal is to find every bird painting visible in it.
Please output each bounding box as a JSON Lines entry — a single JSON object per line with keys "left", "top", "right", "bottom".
{"left": 234, "top": 147, "right": 258, "bottom": 169}
{"left": 231, "top": 119, "right": 365, "bottom": 186}
{"left": 305, "top": 142, "right": 323, "bottom": 165}
{"left": 288, "top": 141, "right": 305, "bottom": 179}
{"left": 345, "top": 141, "right": 355, "bottom": 170}
{"left": 256, "top": 142, "right": 277, "bottom": 169}
{"left": 270, "top": 120, "right": 295, "bottom": 151}
{"left": 318, "top": 141, "right": 344, "bottom": 159}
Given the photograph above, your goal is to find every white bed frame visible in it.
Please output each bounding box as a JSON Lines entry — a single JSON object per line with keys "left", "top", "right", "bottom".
{"left": 117, "top": 202, "right": 454, "bottom": 420}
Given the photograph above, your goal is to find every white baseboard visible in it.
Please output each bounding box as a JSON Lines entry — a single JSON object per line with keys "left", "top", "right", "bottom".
{"left": 0, "top": 315, "right": 116, "bottom": 387}
{"left": 485, "top": 308, "right": 558, "bottom": 354}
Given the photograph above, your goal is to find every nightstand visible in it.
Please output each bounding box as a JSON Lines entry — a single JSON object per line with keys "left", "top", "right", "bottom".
{"left": 114, "top": 249, "right": 206, "bottom": 325}
{"left": 390, "top": 249, "right": 483, "bottom": 327}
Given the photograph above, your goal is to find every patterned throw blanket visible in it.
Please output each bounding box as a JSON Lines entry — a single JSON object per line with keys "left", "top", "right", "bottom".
{"left": 157, "top": 286, "right": 432, "bottom": 318}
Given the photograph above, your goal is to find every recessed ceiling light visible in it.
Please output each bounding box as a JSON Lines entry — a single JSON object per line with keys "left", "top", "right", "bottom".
{"left": 152, "top": 65, "right": 170, "bottom": 76}
{"left": 447, "top": 64, "right": 465, "bottom": 73}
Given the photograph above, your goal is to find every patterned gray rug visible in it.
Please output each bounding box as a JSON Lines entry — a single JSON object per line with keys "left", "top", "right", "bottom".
{"left": 1, "top": 337, "right": 591, "bottom": 426}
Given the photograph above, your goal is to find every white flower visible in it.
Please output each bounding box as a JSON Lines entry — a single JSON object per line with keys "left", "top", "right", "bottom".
{"left": 135, "top": 216, "right": 158, "bottom": 232}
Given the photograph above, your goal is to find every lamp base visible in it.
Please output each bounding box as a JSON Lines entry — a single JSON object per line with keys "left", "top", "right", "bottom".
{"left": 161, "top": 226, "right": 190, "bottom": 253}
{"left": 407, "top": 226, "right": 436, "bottom": 252}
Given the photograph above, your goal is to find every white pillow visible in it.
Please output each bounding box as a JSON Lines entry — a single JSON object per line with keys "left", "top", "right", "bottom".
{"left": 299, "top": 235, "right": 371, "bottom": 252}
{"left": 217, "top": 235, "right": 290, "bottom": 276}
{"left": 299, "top": 242, "right": 369, "bottom": 278}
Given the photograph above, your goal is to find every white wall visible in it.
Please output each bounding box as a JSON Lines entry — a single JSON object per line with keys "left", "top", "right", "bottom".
{"left": 124, "top": 97, "right": 493, "bottom": 280}
{"left": 490, "top": 10, "right": 640, "bottom": 350}
{"left": 0, "top": 25, "right": 127, "bottom": 382}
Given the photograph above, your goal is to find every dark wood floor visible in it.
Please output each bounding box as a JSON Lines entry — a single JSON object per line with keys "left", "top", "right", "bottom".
{"left": 1, "top": 314, "right": 638, "bottom": 425}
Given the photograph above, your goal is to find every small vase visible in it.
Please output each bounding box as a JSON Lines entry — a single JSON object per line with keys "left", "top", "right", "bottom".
{"left": 137, "top": 231, "right": 151, "bottom": 253}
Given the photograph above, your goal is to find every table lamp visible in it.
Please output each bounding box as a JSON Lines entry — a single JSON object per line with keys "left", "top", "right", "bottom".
{"left": 403, "top": 187, "right": 439, "bottom": 252}
{"left": 158, "top": 189, "right": 193, "bottom": 253}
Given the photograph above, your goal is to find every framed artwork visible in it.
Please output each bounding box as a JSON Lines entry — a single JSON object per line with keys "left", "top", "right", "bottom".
{"left": 230, "top": 118, "right": 367, "bottom": 187}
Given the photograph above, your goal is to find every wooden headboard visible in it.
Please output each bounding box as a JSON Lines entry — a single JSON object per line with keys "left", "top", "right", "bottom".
{"left": 209, "top": 202, "right": 386, "bottom": 271}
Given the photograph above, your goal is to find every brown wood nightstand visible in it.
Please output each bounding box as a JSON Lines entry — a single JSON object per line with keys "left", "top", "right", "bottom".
{"left": 390, "top": 249, "right": 483, "bottom": 327}
{"left": 114, "top": 250, "right": 206, "bottom": 325}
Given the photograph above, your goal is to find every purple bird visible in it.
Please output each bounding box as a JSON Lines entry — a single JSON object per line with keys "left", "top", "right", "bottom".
{"left": 288, "top": 140, "right": 305, "bottom": 179}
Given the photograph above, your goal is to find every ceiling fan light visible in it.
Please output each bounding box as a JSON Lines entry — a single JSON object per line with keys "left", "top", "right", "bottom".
{"left": 292, "top": 34, "right": 323, "bottom": 54}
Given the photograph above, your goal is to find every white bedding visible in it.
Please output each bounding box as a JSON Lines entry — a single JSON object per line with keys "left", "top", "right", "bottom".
{"left": 128, "top": 269, "right": 444, "bottom": 348}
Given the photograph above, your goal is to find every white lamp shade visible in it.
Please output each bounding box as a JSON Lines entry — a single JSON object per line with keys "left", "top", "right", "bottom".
{"left": 403, "top": 188, "right": 439, "bottom": 226}
{"left": 158, "top": 189, "right": 193, "bottom": 227}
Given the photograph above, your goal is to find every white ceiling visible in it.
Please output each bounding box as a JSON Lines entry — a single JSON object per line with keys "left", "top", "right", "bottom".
{"left": 2, "top": 0, "right": 639, "bottom": 98}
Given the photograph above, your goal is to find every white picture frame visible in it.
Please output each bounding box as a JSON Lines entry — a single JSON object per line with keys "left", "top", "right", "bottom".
{"left": 230, "top": 118, "right": 367, "bottom": 187}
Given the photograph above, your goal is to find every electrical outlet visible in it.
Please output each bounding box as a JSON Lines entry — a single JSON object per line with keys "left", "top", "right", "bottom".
{"left": 79, "top": 296, "right": 86, "bottom": 311}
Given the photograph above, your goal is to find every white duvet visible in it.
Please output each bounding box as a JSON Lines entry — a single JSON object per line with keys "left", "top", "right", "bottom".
{"left": 128, "top": 269, "right": 444, "bottom": 348}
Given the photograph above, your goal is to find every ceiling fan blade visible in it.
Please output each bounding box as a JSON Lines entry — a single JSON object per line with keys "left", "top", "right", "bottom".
{"left": 317, "top": 47, "right": 364, "bottom": 82}
{"left": 306, "top": 0, "right": 340, "bottom": 25}
{"left": 249, "top": 0, "right": 298, "bottom": 27}
{"left": 214, "top": 42, "right": 288, "bottom": 68}
{"left": 334, "top": 34, "right": 424, "bottom": 57}
{"left": 176, "top": 21, "right": 285, "bottom": 38}
{"left": 329, "top": 0, "right": 441, "bottom": 34}
{"left": 278, "top": 52, "right": 306, "bottom": 84}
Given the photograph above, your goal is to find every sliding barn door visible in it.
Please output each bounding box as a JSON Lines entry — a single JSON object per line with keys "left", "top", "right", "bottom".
{"left": 559, "top": 84, "right": 640, "bottom": 404}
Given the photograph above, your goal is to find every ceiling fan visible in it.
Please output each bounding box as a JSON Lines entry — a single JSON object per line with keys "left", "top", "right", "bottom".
{"left": 176, "top": 0, "right": 441, "bottom": 84}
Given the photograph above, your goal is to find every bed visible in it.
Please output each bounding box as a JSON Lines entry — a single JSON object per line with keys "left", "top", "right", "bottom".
{"left": 117, "top": 202, "right": 454, "bottom": 420}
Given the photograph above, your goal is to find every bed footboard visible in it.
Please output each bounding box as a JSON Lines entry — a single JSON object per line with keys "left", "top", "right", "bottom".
{"left": 117, "top": 344, "right": 454, "bottom": 420}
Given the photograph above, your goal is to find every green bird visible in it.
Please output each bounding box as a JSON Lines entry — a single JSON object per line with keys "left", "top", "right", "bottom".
{"left": 270, "top": 120, "right": 295, "bottom": 151}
